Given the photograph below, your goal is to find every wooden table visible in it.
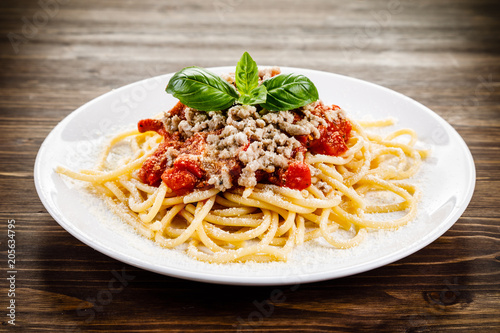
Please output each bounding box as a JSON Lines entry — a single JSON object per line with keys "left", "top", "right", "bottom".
{"left": 1, "top": 0, "right": 499, "bottom": 331}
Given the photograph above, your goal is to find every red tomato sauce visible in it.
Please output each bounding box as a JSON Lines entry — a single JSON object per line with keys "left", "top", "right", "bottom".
{"left": 295, "top": 105, "right": 352, "bottom": 157}
{"left": 137, "top": 102, "right": 351, "bottom": 194}
{"left": 254, "top": 161, "right": 311, "bottom": 191}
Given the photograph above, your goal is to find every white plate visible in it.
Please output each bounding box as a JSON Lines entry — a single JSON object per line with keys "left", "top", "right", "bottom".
{"left": 34, "top": 67, "right": 476, "bottom": 286}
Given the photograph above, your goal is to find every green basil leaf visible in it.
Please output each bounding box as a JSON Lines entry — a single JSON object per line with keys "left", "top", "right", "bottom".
{"left": 235, "top": 51, "right": 259, "bottom": 95}
{"left": 166, "top": 66, "right": 238, "bottom": 111}
{"left": 237, "top": 85, "right": 267, "bottom": 105}
{"left": 260, "top": 73, "right": 319, "bottom": 111}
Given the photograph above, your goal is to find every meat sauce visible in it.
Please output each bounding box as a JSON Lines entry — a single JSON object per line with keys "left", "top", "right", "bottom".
{"left": 137, "top": 103, "right": 351, "bottom": 194}
{"left": 295, "top": 104, "right": 352, "bottom": 157}
{"left": 137, "top": 117, "right": 216, "bottom": 194}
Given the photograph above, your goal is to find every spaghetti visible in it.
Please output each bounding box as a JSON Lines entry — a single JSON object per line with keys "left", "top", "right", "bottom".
{"left": 57, "top": 95, "right": 428, "bottom": 263}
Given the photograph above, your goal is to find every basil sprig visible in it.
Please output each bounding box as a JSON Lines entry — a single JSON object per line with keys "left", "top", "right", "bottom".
{"left": 165, "top": 52, "right": 319, "bottom": 112}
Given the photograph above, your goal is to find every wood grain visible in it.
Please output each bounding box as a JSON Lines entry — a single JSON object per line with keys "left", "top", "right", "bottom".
{"left": 1, "top": 0, "right": 499, "bottom": 331}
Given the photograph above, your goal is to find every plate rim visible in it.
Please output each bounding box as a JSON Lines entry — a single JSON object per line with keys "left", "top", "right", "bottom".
{"left": 34, "top": 67, "right": 476, "bottom": 286}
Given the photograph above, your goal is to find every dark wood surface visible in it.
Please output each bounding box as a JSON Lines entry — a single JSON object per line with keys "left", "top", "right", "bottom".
{"left": 1, "top": 0, "right": 499, "bottom": 331}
